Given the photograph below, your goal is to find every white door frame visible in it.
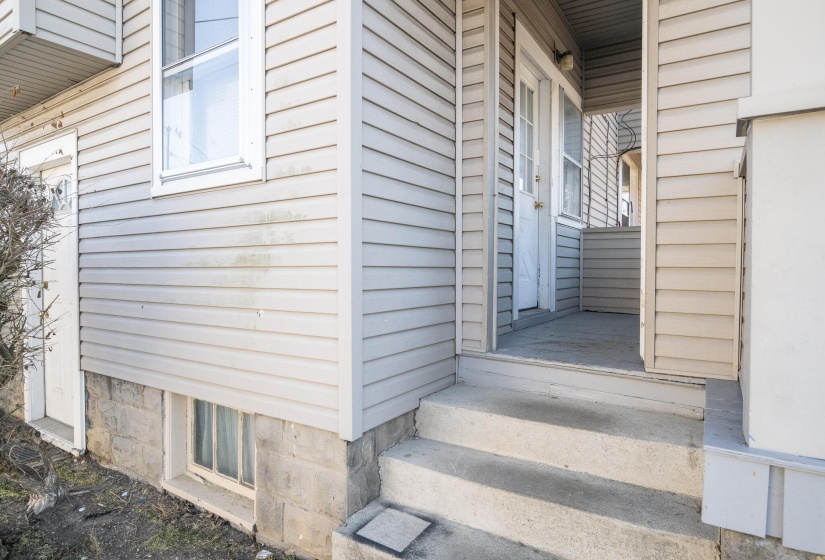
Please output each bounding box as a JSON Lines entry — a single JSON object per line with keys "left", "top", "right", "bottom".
{"left": 511, "top": 21, "right": 583, "bottom": 323}
{"left": 19, "top": 131, "right": 84, "bottom": 454}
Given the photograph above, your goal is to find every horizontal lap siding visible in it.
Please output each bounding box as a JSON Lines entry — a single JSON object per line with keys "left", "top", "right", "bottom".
{"left": 496, "top": 5, "right": 515, "bottom": 335}
{"left": 582, "top": 227, "right": 640, "bottom": 314}
{"left": 556, "top": 224, "right": 580, "bottom": 314}
{"left": 2, "top": 0, "right": 342, "bottom": 431}
{"left": 583, "top": 113, "right": 619, "bottom": 228}
{"left": 653, "top": 0, "right": 749, "bottom": 378}
{"left": 583, "top": 39, "right": 641, "bottom": 115}
{"left": 461, "top": 0, "right": 485, "bottom": 350}
{"left": 0, "top": 0, "right": 14, "bottom": 44}
{"left": 361, "top": 0, "right": 456, "bottom": 430}
{"left": 35, "top": 0, "right": 118, "bottom": 62}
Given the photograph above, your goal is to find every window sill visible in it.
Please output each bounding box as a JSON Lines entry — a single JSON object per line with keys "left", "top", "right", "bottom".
{"left": 151, "top": 165, "right": 264, "bottom": 198}
{"left": 162, "top": 474, "right": 254, "bottom": 533}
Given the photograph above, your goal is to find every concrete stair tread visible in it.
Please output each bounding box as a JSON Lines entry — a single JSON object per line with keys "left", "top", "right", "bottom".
{"left": 416, "top": 384, "right": 705, "bottom": 498}
{"left": 333, "top": 500, "right": 558, "bottom": 560}
{"left": 423, "top": 384, "right": 703, "bottom": 448}
{"left": 382, "top": 437, "right": 717, "bottom": 545}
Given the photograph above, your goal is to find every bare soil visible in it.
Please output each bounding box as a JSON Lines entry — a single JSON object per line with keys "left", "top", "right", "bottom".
{"left": 0, "top": 419, "right": 296, "bottom": 560}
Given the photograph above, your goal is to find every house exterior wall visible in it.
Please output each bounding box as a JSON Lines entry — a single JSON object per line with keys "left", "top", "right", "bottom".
{"left": 1, "top": 0, "right": 343, "bottom": 433}
{"left": 358, "top": 0, "right": 457, "bottom": 432}
{"left": 739, "top": 0, "right": 825, "bottom": 463}
{"left": 582, "top": 112, "right": 620, "bottom": 228}
{"left": 618, "top": 108, "right": 642, "bottom": 152}
{"left": 645, "top": 0, "right": 750, "bottom": 379}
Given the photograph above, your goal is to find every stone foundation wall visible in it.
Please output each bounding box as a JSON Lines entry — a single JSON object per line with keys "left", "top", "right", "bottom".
{"left": 85, "top": 372, "right": 163, "bottom": 486}
{"left": 722, "top": 530, "right": 824, "bottom": 559}
{"left": 255, "top": 412, "right": 415, "bottom": 559}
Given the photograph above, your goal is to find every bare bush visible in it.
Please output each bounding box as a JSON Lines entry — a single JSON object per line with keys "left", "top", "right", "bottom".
{"left": 0, "top": 157, "right": 60, "bottom": 394}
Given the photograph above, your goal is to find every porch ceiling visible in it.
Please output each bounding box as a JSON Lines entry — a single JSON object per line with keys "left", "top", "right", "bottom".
{"left": 556, "top": 0, "right": 642, "bottom": 50}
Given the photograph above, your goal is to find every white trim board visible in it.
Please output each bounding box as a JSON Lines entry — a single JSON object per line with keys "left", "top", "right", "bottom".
{"left": 19, "top": 130, "right": 84, "bottom": 454}
{"left": 336, "top": 0, "right": 364, "bottom": 441}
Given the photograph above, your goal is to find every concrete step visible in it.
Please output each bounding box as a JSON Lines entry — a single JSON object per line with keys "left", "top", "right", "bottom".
{"left": 416, "top": 384, "right": 704, "bottom": 497}
{"left": 380, "top": 437, "right": 720, "bottom": 560}
{"left": 333, "top": 499, "right": 557, "bottom": 560}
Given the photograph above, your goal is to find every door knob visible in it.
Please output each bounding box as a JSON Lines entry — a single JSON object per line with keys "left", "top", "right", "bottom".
{"left": 534, "top": 201, "right": 544, "bottom": 209}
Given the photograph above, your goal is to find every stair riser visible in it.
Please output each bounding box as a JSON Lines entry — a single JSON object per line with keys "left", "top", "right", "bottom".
{"left": 380, "top": 456, "right": 719, "bottom": 560}
{"left": 416, "top": 401, "right": 704, "bottom": 497}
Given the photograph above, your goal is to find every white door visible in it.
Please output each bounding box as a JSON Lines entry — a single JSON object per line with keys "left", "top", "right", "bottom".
{"left": 40, "top": 163, "right": 75, "bottom": 426}
{"left": 517, "top": 67, "right": 541, "bottom": 310}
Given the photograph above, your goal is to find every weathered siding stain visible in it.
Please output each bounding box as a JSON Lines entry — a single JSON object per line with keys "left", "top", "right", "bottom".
{"left": 2, "top": 0, "right": 342, "bottom": 431}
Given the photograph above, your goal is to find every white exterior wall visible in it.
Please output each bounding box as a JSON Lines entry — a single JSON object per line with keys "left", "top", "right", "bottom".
{"left": 2, "top": 0, "right": 344, "bottom": 433}
{"left": 359, "top": 0, "right": 457, "bottom": 431}
{"left": 740, "top": 0, "right": 825, "bottom": 462}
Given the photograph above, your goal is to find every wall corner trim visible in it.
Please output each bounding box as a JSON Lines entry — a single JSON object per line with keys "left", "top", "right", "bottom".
{"left": 337, "top": 0, "right": 364, "bottom": 441}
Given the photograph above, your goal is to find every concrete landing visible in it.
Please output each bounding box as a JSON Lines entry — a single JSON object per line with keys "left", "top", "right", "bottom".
{"left": 333, "top": 500, "right": 556, "bottom": 560}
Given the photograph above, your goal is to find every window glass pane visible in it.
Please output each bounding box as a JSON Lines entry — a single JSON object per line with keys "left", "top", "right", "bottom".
{"left": 163, "top": 0, "right": 239, "bottom": 66}
{"left": 241, "top": 413, "right": 255, "bottom": 486}
{"left": 621, "top": 160, "right": 631, "bottom": 188}
{"left": 193, "top": 399, "right": 213, "bottom": 469}
{"left": 563, "top": 93, "right": 582, "bottom": 163}
{"left": 215, "top": 405, "right": 239, "bottom": 480}
{"left": 563, "top": 159, "right": 582, "bottom": 217}
{"left": 162, "top": 45, "right": 240, "bottom": 171}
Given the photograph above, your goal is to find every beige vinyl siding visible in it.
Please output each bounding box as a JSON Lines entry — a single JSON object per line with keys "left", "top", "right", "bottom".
{"left": 583, "top": 113, "right": 620, "bottom": 228}
{"left": 652, "top": 0, "right": 749, "bottom": 378}
{"left": 0, "top": 0, "right": 15, "bottom": 45}
{"left": 496, "top": 4, "right": 515, "bottom": 336}
{"left": 618, "top": 108, "right": 641, "bottom": 152}
{"left": 461, "top": 0, "right": 486, "bottom": 351}
{"left": 582, "top": 227, "right": 640, "bottom": 314}
{"left": 34, "top": 0, "right": 118, "bottom": 62}
{"left": 1, "top": 0, "right": 343, "bottom": 432}
{"left": 555, "top": 224, "right": 580, "bottom": 314}
{"left": 583, "top": 39, "right": 641, "bottom": 114}
{"left": 360, "top": 0, "right": 457, "bottom": 431}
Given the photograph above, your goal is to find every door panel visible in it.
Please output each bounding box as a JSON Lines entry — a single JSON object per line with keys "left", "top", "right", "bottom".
{"left": 40, "top": 163, "right": 75, "bottom": 426}
{"left": 517, "top": 68, "right": 540, "bottom": 310}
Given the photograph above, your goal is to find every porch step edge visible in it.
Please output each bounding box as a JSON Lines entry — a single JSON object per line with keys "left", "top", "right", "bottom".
{"left": 332, "top": 499, "right": 557, "bottom": 560}
{"left": 380, "top": 438, "right": 720, "bottom": 560}
{"left": 416, "top": 384, "right": 704, "bottom": 497}
{"left": 458, "top": 353, "right": 706, "bottom": 419}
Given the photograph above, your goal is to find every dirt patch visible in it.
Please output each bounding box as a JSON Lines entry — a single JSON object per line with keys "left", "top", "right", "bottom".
{"left": 0, "top": 419, "right": 300, "bottom": 560}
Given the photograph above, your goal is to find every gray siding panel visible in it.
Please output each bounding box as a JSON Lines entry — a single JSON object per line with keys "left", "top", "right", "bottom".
{"left": 556, "top": 224, "right": 580, "bottom": 314}
{"left": 583, "top": 112, "right": 620, "bottom": 228}
{"left": 461, "top": 0, "right": 485, "bottom": 351}
{"left": 582, "top": 227, "right": 640, "bottom": 314}
{"left": 360, "top": 0, "right": 457, "bottom": 431}
{"left": 618, "top": 108, "right": 641, "bottom": 152}
{"left": 1, "top": 0, "right": 343, "bottom": 432}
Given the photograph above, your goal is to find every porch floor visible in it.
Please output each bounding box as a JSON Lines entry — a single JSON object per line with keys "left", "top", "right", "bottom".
{"left": 495, "top": 311, "right": 644, "bottom": 373}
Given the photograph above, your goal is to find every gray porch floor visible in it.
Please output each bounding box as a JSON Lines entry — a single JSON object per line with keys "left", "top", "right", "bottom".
{"left": 495, "top": 311, "right": 644, "bottom": 373}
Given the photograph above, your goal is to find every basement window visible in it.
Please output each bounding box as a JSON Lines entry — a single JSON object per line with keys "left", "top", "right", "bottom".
{"left": 152, "top": 0, "right": 264, "bottom": 196}
{"left": 189, "top": 399, "right": 256, "bottom": 497}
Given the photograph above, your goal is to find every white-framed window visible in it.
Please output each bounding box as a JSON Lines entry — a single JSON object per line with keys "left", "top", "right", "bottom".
{"left": 152, "top": 0, "right": 264, "bottom": 197}
{"left": 621, "top": 159, "right": 631, "bottom": 226}
{"left": 188, "top": 399, "right": 256, "bottom": 498}
{"left": 561, "top": 91, "right": 583, "bottom": 219}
